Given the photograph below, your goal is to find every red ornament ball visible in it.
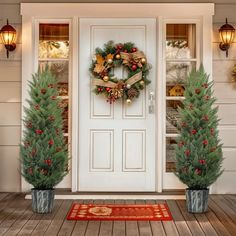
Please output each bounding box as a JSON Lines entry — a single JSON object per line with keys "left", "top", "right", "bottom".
{"left": 131, "top": 64, "right": 137, "bottom": 71}
{"left": 35, "top": 129, "right": 43, "bottom": 135}
{"left": 41, "top": 88, "right": 46, "bottom": 94}
{"left": 106, "top": 87, "right": 111, "bottom": 92}
{"left": 191, "top": 129, "right": 197, "bottom": 135}
{"left": 131, "top": 47, "right": 137, "bottom": 52}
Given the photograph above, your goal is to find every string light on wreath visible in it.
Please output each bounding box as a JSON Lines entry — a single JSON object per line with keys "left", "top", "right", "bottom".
{"left": 90, "top": 41, "right": 152, "bottom": 104}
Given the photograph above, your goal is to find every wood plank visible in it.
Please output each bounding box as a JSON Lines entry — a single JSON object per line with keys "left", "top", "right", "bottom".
{"left": 112, "top": 200, "right": 126, "bottom": 236}
{"left": 146, "top": 200, "right": 166, "bottom": 236}
{"left": 85, "top": 200, "right": 101, "bottom": 236}
{"left": 176, "top": 200, "right": 205, "bottom": 236}
{"left": 57, "top": 200, "right": 76, "bottom": 236}
{"left": 17, "top": 204, "right": 45, "bottom": 236}
{"left": 125, "top": 200, "right": 139, "bottom": 236}
{"left": 136, "top": 200, "right": 152, "bottom": 236}
{"left": 211, "top": 195, "right": 236, "bottom": 224}
{"left": 0, "top": 195, "right": 30, "bottom": 235}
{"left": 31, "top": 200, "right": 63, "bottom": 236}
{"left": 194, "top": 213, "right": 218, "bottom": 236}
{"left": 0, "top": 193, "right": 9, "bottom": 201}
{"left": 156, "top": 200, "right": 179, "bottom": 236}
{"left": 4, "top": 204, "right": 34, "bottom": 236}
{"left": 208, "top": 198, "right": 236, "bottom": 236}
{"left": 166, "top": 200, "right": 192, "bottom": 236}
{"left": 205, "top": 208, "right": 231, "bottom": 236}
{"left": 44, "top": 200, "right": 72, "bottom": 236}
{"left": 99, "top": 200, "right": 113, "bottom": 236}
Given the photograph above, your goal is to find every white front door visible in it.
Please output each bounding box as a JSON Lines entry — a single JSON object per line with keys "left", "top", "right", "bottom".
{"left": 78, "top": 18, "right": 156, "bottom": 192}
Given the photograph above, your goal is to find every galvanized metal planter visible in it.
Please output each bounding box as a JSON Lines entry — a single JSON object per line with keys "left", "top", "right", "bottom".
{"left": 31, "top": 189, "right": 55, "bottom": 214}
{"left": 186, "top": 189, "right": 209, "bottom": 213}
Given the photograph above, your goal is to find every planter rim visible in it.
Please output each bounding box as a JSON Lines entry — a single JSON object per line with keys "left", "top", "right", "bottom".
{"left": 186, "top": 188, "right": 209, "bottom": 191}
{"left": 31, "top": 188, "right": 54, "bottom": 191}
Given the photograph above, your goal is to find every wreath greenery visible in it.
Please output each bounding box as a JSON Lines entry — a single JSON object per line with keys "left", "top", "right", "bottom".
{"left": 90, "top": 41, "right": 151, "bottom": 104}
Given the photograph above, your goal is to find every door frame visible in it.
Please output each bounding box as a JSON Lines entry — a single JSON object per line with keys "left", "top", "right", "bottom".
{"left": 21, "top": 3, "right": 214, "bottom": 192}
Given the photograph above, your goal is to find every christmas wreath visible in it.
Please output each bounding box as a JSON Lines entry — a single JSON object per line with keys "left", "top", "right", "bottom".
{"left": 90, "top": 41, "right": 151, "bottom": 104}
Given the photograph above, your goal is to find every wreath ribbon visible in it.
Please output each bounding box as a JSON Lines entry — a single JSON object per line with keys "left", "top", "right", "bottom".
{"left": 92, "top": 71, "right": 142, "bottom": 88}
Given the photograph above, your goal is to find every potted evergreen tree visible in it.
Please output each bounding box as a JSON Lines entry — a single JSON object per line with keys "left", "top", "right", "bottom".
{"left": 20, "top": 68, "right": 68, "bottom": 214}
{"left": 175, "top": 66, "right": 223, "bottom": 213}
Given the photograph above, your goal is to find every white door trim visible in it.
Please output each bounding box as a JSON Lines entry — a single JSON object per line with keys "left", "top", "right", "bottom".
{"left": 21, "top": 3, "right": 214, "bottom": 192}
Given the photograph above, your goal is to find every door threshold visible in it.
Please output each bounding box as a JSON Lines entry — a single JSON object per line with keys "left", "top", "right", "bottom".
{"left": 25, "top": 192, "right": 185, "bottom": 200}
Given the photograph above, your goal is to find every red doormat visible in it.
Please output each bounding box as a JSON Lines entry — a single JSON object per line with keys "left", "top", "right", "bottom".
{"left": 67, "top": 203, "right": 172, "bottom": 221}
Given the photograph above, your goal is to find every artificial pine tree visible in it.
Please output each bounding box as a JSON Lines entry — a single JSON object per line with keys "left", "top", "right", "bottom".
{"left": 175, "top": 66, "right": 223, "bottom": 190}
{"left": 20, "top": 68, "right": 68, "bottom": 190}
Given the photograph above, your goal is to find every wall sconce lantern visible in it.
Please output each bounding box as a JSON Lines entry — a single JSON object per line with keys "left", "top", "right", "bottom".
{"left": 0, "top": 19, "right": 17, "bottom": 58}
{"left": 219, "top": 18, "right": 235, "bottom": 57}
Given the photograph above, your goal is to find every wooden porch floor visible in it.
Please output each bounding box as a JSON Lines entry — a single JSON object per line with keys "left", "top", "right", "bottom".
{"left": 0, "top": 193, "right": 236, "bottom": 235}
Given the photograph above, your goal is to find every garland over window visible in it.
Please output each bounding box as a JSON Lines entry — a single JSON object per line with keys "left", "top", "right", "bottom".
{"left": 90, "top": 41, "right": 152, "bottom": 104}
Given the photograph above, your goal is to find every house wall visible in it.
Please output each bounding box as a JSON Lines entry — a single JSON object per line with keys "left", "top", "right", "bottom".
{"left": 0, "top": 1, "right": 236, "bottom": 193}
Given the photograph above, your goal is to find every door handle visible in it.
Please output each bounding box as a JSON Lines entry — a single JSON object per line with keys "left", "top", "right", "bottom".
{"left": 149, "top": 90, "right": 155, "bottom": 114}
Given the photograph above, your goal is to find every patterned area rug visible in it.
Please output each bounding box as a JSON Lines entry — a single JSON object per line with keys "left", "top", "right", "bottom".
{"left": 67, "top": 203, "right": 173, "bottom": 221}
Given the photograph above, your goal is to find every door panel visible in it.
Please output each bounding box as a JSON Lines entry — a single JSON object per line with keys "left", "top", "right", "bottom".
{"left": 78, "top": 18, "right": 156, "bottom": 191}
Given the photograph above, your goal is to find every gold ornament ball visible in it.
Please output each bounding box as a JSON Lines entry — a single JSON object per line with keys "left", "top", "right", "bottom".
{"left": 141, "top": 58, "right": 146, "bottom": 64}
{"left": 126, "top": 84, "right": 131, "bottom": 89}
{"left": 107, "top": 59, "right": 113, "bottom": 64}
{"left": 115, "top": 54, "right": 121, "bottom": 59}
{"left": 103, "top": 76, "right": 109, "bottom": 82}
{"left": 139, "top": 80, "right": 145, "bottom": 86}
{"left": 126, "top": 99, "right": 132, "bottom": 104}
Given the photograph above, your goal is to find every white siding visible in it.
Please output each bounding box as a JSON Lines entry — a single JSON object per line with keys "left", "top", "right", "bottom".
{"left": 1, "top": 1, "right": 236, "bottom": 192}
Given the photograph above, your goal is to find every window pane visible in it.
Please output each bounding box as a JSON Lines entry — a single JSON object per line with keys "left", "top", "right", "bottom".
{"left": 39, "top": 24, "right": 69, "bottom": 59}
{"left": 38, "top": 61, "right": 69, "bottom": 83}
{"left": 166, "top": 61, "right": 196, "bottom": 85}
{"left": 166, "top": 137, "right": 177, "bottom": 172}
{"left": 166, "top": 100, "right": 182, "bottom": 134}
{"left": 166, "top": 24, "right": 196, "bottom": 59}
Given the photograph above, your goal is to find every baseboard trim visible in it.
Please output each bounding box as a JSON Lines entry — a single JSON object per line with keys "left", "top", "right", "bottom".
{"left": 25, "top": 194, "right": 185, "bottom": 200}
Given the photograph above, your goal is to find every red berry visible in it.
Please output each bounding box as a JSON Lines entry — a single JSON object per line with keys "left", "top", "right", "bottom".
{"left": 131, "top": 47, "right": 137, "bottom": 52}
{"left": 202, "top": 140, "right": 208, "bottom": 145}
{"left": 48, "top": 140, "right": 54, "bottom": 145}
{"left": 199, "top": 159, "right": 206, "bottom": 165}
{"left": 185, "top": 150, "right": 190, "bottom": 156}
{"left": 191, "top": 129, "right": 197, "bottom": 135}
{"left": 195, "top": 168, "right": 201, "bottom": 175}
{"left": 41, "top": 88, "right": 46, "bottom": 94}
{"left": 35, "top": 105, "right": 40, "bottom": 110}
{"left": 205, "top": 95, "right": 210, "bottom": 100}
{"left": 203, "top": 115, "right": 209, "bottom": 121}
{"left": 35, "top": 129, "right": 43, "bottom": 135}
{"left": 131, "top": 64, "right": 137, "bottom": 71}
{"left": 117, "top": 44, "right": 123, "bottom": 50}
{"left": 195, "top": 88, "right": 201, "bottom": 94}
